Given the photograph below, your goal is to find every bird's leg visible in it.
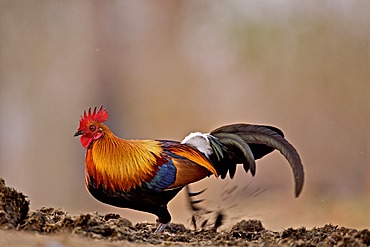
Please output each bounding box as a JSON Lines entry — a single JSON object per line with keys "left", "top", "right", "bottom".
{"left": 154, "top": 221, "right": 169, "bottom": 233}
{"left": 154, "top": 205, "right": 172, "bottom": 233}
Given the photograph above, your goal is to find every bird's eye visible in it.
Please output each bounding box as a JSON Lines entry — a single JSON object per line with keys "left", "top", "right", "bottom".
{"left": 89, "top": 125, "right": 96, "bottom": 132}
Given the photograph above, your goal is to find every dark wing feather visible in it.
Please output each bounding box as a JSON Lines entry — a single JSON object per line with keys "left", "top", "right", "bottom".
{"left": 143, "top": 159, "right": 177, "bottom": 192}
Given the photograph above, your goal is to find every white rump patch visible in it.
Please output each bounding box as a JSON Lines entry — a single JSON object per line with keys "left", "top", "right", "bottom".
{"left": 181, "top": 132, "right": 213, "bottom": 158}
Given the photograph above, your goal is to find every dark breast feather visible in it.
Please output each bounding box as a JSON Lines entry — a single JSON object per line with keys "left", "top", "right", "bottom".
{"left": 86, "top": 175, "right": 183, "bottom": 222}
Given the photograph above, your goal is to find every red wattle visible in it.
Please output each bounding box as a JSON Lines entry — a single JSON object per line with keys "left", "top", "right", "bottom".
{"left": 80, "top": 135, "right": 93, "bottom": 148}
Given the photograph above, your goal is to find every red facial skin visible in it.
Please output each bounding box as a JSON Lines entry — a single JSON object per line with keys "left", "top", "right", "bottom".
{"left": 77, "top": 124, "right": 104, "bottom": 148}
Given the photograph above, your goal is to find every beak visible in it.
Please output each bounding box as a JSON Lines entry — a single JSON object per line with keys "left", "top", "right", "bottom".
{"left": 73, "top": 130, "right": 83, "bottom": 137}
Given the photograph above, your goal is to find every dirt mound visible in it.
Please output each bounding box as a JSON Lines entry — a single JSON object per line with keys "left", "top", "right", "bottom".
{"left": 0, "top": 178, "right": 29, "bottom": 229}
{"left": 1, "top": 178, "right": 369, "bottom": 246}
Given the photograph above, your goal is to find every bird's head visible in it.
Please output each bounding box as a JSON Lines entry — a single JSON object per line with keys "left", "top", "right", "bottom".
{"left": 74, "top": 106, "right": 109, "bottom": 148}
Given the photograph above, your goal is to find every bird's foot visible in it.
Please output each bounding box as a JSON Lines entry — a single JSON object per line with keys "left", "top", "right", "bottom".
{"left": 154, "top": 222, "right": 169, "bottom": 233}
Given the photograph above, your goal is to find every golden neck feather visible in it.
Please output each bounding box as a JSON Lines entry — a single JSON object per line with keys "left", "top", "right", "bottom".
{"left": 85, "top": 129, "right": 163, "bottom": 192}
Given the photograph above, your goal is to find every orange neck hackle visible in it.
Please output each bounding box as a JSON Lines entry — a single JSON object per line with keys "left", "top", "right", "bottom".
{"left": 85, "top": 128, "right": 164, "bottom": 192}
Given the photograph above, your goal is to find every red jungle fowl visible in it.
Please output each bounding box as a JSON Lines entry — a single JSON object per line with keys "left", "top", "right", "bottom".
{"left": 74, "top": 106, "right": 304, "bottom": 233}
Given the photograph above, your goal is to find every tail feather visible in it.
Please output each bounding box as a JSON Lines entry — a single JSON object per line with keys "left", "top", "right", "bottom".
{"left": 208, "top": 136, "right": 238, "bottom": 178}
{"left": 210, "top": 124, "right": 304, "bottom": 197}
{"left": 211, "top": 124, "right": 284, "bottom": 159}
{"left": 211, "top": 133, "right": 256, "bottom": 177}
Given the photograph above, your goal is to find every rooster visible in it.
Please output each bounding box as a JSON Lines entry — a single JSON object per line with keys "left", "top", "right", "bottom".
{"left": 74, "top": 106, "right": 304, "bottom": 233}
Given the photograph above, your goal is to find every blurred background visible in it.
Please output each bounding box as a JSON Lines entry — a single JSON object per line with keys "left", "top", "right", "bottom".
{"left": 0, "top": 1, "right": 369, "bottom": 231}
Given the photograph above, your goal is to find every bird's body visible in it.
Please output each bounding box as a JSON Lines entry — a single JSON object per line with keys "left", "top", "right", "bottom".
{"left": 74, "top": 106, "right": 304, "bottom": 232}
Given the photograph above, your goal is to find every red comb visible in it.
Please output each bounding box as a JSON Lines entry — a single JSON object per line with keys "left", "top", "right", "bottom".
{"left": 79, "top": 106, "right": 108, "bottom": 129}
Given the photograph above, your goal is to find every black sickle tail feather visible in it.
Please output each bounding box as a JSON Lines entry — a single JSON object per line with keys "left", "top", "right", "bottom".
{"left": 209, "top": 124, "right": 304, "bottom": 197}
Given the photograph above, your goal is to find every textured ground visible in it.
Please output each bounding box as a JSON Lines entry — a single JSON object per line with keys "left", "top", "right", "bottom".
{"left": 1, "top": 178, "right": 369, "bottom": 246}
